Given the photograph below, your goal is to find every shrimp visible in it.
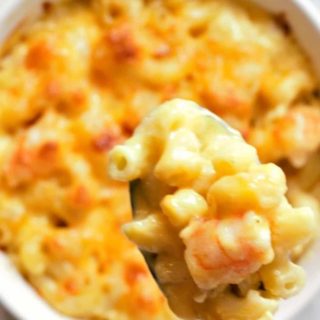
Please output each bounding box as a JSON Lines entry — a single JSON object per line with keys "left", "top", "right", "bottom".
{"left": 180, "top": 212, "right": 274, "bottom": 290}
{"left": 249, "top": 106, "right": 320, "bottom": 167}
{"left": 273, "top": 106, "right": 320, "bottom": 167}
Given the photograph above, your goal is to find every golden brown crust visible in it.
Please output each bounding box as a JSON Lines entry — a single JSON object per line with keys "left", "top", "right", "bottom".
{"left": 0, "top": 0, "right": 319, "bottom": 319}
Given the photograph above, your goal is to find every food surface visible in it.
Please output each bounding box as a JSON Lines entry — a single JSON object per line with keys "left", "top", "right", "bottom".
{"left": 109, "top": 99, "right": 316, "bottom": 320}
{"left": 0, "top": 0, "right": 320, "bottom": 319}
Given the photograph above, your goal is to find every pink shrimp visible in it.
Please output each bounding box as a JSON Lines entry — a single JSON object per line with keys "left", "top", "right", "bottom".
{"left": 180, "top": 212, "right": 274, "bottom": 290}
{"left": 274, "top": 106, "right": 320, "bottom": 167}
{"left": 249, "top": 106, "right": 320, "bottom": 167}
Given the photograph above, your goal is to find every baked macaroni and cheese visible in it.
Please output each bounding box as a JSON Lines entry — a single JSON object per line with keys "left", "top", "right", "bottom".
{"left": 108, "top": 99, "right": 316, "bottom": 320}
{"left": 0, "top": 0, "right": 319, "bottom": 319}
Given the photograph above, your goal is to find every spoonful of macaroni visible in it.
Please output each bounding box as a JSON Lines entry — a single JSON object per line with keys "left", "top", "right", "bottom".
{"left": 108, "top": 99, "right": 316, "bottom": 320}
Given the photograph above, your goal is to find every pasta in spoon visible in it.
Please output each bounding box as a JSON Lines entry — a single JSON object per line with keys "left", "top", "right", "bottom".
{"left": 108, "top": 99, "right": 316, "bottom": 320}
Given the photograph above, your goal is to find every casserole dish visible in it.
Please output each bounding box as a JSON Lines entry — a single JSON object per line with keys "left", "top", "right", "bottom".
{"left": 0, "top": 0, "right": 320, "bottom": 319}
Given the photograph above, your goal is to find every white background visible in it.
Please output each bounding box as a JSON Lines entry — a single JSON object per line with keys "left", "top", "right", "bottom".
{"left": 0, "top": 0, "right": 320, "bottom": 319}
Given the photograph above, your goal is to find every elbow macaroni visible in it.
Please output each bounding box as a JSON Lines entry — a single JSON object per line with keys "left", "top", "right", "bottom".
{"left": 0, "top": 0, "right": 320, "bottom": 319}
{"left": 109, "top": 99, "right": 316, "bottom": 320}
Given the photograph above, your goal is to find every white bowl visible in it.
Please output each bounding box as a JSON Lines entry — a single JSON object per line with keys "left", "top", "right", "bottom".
{"left": 0, "top": 1, "right": 320, "bottom": 320}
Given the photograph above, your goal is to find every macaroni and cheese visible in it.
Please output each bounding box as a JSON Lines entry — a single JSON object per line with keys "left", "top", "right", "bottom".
{"left": 109, "top": 99, "right": 316, "bottom": 320}
{"left": 0, "top": 0, "right": 319, "bottom": 319}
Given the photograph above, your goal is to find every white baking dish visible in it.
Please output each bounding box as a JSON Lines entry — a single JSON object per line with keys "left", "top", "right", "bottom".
{"left": 0, "top": 1, "right": 320, "bottom": 320}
